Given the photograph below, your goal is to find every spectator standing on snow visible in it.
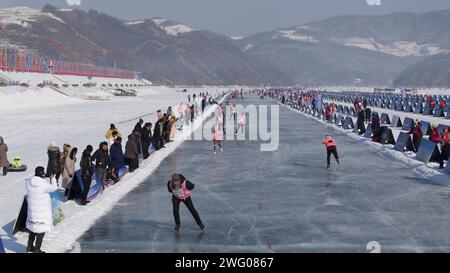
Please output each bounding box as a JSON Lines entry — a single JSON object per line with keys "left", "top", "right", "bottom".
{"left": 141, "top": 122, "right": 153, "bottom": 159}
{"left": 410, "top": 120, "right": 423, "bottom": 153}
{"left": 429, "top": 124, "right": 444, "bottom": 169}
{"left": 110, "top": 137, "right": 125, "bottom": 178}
{"left": 154, "top": 110, "right": 165, "bottom": 150}
{"left": 62, "top": 147, "right": 77, "bottom": 197}
{"left": 125, "top": 134, "right": 140, "bottom": 173}
{"left": 202, "top": 96, "right": 206, "bottom": 113}
{"left": 105, "top": 124, "right": 122, "bottom": 144}
{"left": 46, "top": 142, "right": 62, "bottom": 183}
{"left": 0, "top": 136, "right": 9, "bottom": 176}
{"left": 357, "top": 109, "right": 366, "bottom": 135}
{"left": 190, "top": 104, "right": 195, "bottom": 123}
{"left": 26, "top": 167, "right": 58, "bottom": 253}
{"left": 60, "top": 144, "right": 71, "bottom": 182}
{"left": 92, "top": 142, "right": 110, "bottom": 190}
{"left": 167, "top": 174, "right": 204, "bottom": 231}
{"left": 80, "top": 145, "right": 94, "bottom": 205}
{"left": 321, "top": 135, "right": 340, "bottom": 169}
{"left": 325, "top": 105, "right": 331, "bottom": 123}
{"left": 133, "top": 119, "right": 144, "bottom": 136}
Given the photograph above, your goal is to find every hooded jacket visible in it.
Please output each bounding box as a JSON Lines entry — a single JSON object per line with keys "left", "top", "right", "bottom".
{"left": 80, "top": 149, "right": 93, "bottom": 177}
{"left": 47, "top": 143, "right": 61, "bottom": 175}
{"left": 26, "top": 176, "right": 58, "bottom": 233}
{"left": 125, "top": 134, "right": 139, "bottom": 159}
{"left": 110, "top": 142, "right": 125, "bottom": 169}
{"left": 92, "top": 145, "right": 110, "bottom": 169}
{"left": 62, "top": 148, "right": 77, "bottom": 189}
{"left": 0, "top": 137, "right": 8, "bottom": 168}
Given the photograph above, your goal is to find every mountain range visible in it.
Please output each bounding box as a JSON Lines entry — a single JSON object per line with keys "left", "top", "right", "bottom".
{"left": 1, "top": 5, "right": 450, "bottom": 87}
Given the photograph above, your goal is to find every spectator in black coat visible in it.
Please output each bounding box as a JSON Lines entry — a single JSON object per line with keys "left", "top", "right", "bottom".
{"left": 141, "top": 122, "right": 153, "bottom": 159}
{"left": 133, "top": 119, "right": 144, "bottom": 135}
{"left": 46, "top": 142, "right": 61, "bottom": 183}
{"left": 80, "top": 145, "right": 93, "bottom": 205}
{"left": 92, "top": 142, "right": 110, "bottom": 189}
{"left": 125, "top": 134, "right": 140, "bottom": 172}
{"left": 154, "top": 110, "right": 165, "bottom": 150}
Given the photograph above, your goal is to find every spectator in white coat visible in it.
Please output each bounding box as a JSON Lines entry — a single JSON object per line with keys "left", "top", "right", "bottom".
{"left": 25, "top": 166, "right": 58, "bottom": 253}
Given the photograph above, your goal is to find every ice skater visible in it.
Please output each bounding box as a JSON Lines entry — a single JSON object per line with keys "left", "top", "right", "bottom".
{"left": 212, "top": 128, "right": 223, "bottom": 154}
{"left": 167, "top": 174, "right": 204, "bottom": 231}
{"left": 321, "top": 135, "right": 340, "bottom": 168}
{"left": 235, "top": 112, "right": 246, "bottom": 135}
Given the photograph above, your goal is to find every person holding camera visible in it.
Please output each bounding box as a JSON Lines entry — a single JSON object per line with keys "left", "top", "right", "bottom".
{"left": 25, "top": 166, "right": 58, "bottom": 253}
{"left": 80, "top": 145, "right": 94, "bottom": 205}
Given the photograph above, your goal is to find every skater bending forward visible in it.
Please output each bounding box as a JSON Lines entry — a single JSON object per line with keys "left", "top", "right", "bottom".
{"left": 321, "top": 135, "right": 340, "bottom": 168}
{"left": 212, "top": 128, "right": 223, "bottom": 154}
{"left": 167, "top": 174, "right": 204, "bottom": 231}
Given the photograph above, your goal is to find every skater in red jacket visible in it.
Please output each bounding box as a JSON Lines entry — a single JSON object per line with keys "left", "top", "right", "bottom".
{"left": 321, "top": 135, "right": 340, "bottom": 168}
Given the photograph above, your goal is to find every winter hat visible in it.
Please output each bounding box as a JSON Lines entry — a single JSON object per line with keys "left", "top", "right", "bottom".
{"left": 35, "top": 166, "right": 45, "bottom": 178}
{"left": 171, "top": 174, "right": 181, "bottom": 183}
{"left": 49, "top": 141, "right": 58, "bottom": 148}
{"left": 139, "top": 118, "right": 144, "bottom": 124}
{"left": 86, "top": 145, "right": 93, "bottom": 153}
{"left": 110, "top": 124, "right": 116, "bottom": 130}
{"left": 325, "top": 135, "right": 332, "bottom": 139}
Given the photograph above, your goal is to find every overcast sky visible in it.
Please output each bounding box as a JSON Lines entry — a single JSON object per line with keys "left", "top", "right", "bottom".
{"left": 1, "top": 0, "right": 450, "bottom": 36}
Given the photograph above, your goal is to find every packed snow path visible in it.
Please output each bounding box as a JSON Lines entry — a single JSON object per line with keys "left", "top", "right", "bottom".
{"left": 78, "top": 96, "right": 450, "bottom": 253}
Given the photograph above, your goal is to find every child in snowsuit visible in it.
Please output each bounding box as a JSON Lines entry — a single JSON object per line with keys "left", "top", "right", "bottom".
{"left": 167, "top": 174, "right": 204, "bottom": 231}
{"left": 212, "top": 128, "right": 223, "bottom": 154}
{"left": 322, "top": 135, "right": 340, "bottom": 168}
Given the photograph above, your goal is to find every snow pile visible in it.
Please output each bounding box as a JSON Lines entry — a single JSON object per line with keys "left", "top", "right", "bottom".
{"left": 275, "top": 30, "right": 320, "bottom": 43}
{"left": 0, "top": 6, "right": 64, "bottom": 28}
{"left": 337, "top": 37, "right": 447, "bottom": 57}
{"left": 0, "top": 86, "right": 82, "bottom": 111}
{"left": 163, "top": 24, "right": 194, "bottom": 36}
{"left": 152, "top": 18, "right": 194, "bottom": 36}
{"left": 125, "top": 20, "right": 145, "bottom": 26}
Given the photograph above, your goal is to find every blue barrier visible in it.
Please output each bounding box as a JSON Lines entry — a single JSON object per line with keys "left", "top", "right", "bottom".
{"left": 335, "top": 115, "right": 344, "bottom": 126}
{"left": 394, "top": 132, "right": 414, "bottom": 152}
{"left": 434, "top": 108, "right": 445, "bottom": 118}
{"left": 446, "top": 155, "right": 450, "bottom": 173}
{"left": 416, "top": 139, "right": 440, "bottom": 164}
{"left": 343, "top": 117, "right": 355, "bottom": 130}
{"left": 380, "top": 127, "right": 396, "bottom": 145}
{"left": 420, "top": 120, "right": 432, "bottom": 136}
{"left": 364, "top": 125, "right": 373, "bottom": 138}
{"left": 0, "top": 237, "right": 4, "bottom": 253}
{"left": 438, "top": 124, "right": 448, "bottom": 136}
{"left": 380, "top": 113, "right": 390, "bottom": 125}
{"left": 402, "top": 117, "right": 414, "bottom": 132}
{"left": 391, "top": 115, "right": 402, "bottom": 128}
